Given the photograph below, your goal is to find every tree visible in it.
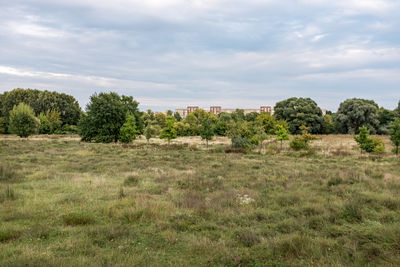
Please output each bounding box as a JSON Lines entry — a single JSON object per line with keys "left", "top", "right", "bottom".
{"left": 159, "top": 116, "right": 177, "bottom": 144}
{"left": 155, "top": 112, "right": 167, "bottom": 129}
{"left": 255, "top": 112, "right": 277, "bottom": 134}
{"left": 390, "top": 119, "right": 400, "bottom": 155}
{"left": 38, "top": 110, "right": 62, "bottom": 134}
{"left": 1, "top": 88, "right": 81, "bottom": 131}
{"left": 322, "top": 114, "right": 335, "bottom": 134}
{"left": 377, "top": 107, "right": 395, "bottom": 135}
{"left": 354, "top": 126, "right": 385, "bottom": 154}
{"left": 166, "top": 110, "right": 173, "bottom": 116}
{"left": 78, "top": 92, "right": 140, "bottom": 143}
{"left": 227, "top": 121, "right": 253, "bottom": 148}
{"left": 274, "top": 97, "right": 323, "bottom": 134}
{"left": 119, "top": 114, "right": 139, "bottom": 143}
{"left": 8, "top": 103, "right": 39, "bottom": 138}
{"left": 174, "top": 112, "right": 182, "bottom": 122}
{"left": 144, "top": 122, "right": 160, "bottom": 144}
{"left": 335, "top": 98, "right": 380, "bottom": 134}
{"left": 395, "top": 101, "right": 400, "bottom": 118}
{"left": 275, "top": 124, "right": 290, "bottom": 149}
{"left": 199, "top": 117, "right": 214, "bottom": 147}
{"left": 0, "top": 117, "right": 4, "bottom": 134}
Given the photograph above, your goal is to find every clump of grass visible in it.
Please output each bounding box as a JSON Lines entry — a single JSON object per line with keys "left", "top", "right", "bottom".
{"left": 0, "top": 228, "right": 21, "bottom": 243}
{"left": 63, "top": 211, "right": 95, "bottom": 226}
{"left": 236, "top": 229, "right": 260, "bottom": 247}
{"left": 0, "top": 165, "right": 17, "bottom": 181}
{"left": 341, "top": 203, "right": 363, "bottom": 223}
{"left": 123, "top": 175, "right": 139, "bottom": 186}
{"left": 327, "top": 177, "right": 343, "bottom": 187}
{"left": 118, "top": 188, "right": 126, "bottom": 199}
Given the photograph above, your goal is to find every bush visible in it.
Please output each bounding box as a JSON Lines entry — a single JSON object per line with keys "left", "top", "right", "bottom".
{"left": 119, "top": 114, "right": 139, "bottom": 143}
{"left": 8, "top": 103, "right": 39, "bottom": 137}
{"left": 0, "top": 117, "right": 4, "bottom": 134}
{"left": 232, "top": 136, "right": 252, "bottom": 149}
{"left": 354, "top": 126, "right": 385, "bottom": 154}
{"left": 38, "top": 110, "right": 61, "bottom": 134}
{"left": 78, "top": 92, "right": 141, "bottom": 143}
{"left": 290, "top": 137, "right": 309, "bottom": 151}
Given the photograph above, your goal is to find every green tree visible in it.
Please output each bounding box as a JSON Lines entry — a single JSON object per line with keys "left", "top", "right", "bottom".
{"left": 38, "top": 110, "right": 62, "bottom": 134}
{"left": 175, "top": 121, "right": 191, "bottom": 136}
{"left": 275, "top": 124, "right": 290, "bottom": 149}
{"left": 0, "top": 117, "right": 4, "bottom": 134}
{"left": 119, "top": 114, "right": 139, "bottom": 143}
{"left": 1, "top": 88, "right": 81, "bottom": 131}
{"left": 159, "top": 116, "right": 177, "bottom": 144}
{"left": 255, "top": 112, "right": 277, "bottom": 134}
{"left": 174, "top": 112, "right": 182, "bottom": 122}
{"left": 227, "top": 121, "right": 253, "bottom": 148}
{"left": 199, "top": 117, "right": 214, "bottom": 147}
{"left": 78, "top": 92, "right": 140, "bottom": 143}
{"left": 354, "top": 126, "right": 385, "bottom": 154}
{"left": 335, "top": 99, "right": 380, "bottom": 134}
{"left": 9, "top": 103, "right": 39, "bottom": 138}
{"left": 377, "top": 107, "right": 395, "bottom": 134}
{"left": 390, "top": 119, "right": 400, "bottom": 155}
{"left": 155, "top": 112, "right": 167, "bottom": 129}
{"left": 395, "top": 101, "right": 400, "bottom": 118}
{"left": 322, "top": 114, "right": 335, "bottom": 134}
{"left": 274, "top": 97, "right": 323, "bottom": 134}
{"left": 144, "top": 122, "right": 160, "bottom": 144}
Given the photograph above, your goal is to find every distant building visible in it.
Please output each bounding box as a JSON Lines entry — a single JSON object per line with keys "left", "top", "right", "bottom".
{"left": 175, "top": 106, "right": 274, "bottom": 119}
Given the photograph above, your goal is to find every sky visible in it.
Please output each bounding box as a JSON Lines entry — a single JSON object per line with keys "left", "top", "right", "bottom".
{"left": 0, "top": 0, "right": 399, "bottom": 112}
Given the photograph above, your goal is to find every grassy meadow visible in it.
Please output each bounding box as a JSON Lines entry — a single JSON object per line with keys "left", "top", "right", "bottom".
{"left": 1, "top": 134, "right": 400, "bottom": 266}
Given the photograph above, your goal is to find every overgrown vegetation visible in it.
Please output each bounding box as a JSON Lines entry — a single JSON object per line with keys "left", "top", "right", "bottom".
{"left": 0, "top": 135, "right": 399, "bottom": 265}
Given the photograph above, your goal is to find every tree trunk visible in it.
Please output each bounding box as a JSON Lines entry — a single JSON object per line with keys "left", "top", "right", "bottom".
{"left": 280, "top": 140, "right": 283, "bottom": 150}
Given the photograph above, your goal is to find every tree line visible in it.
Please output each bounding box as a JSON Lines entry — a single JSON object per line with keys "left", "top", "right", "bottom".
{"left": 1, "top": 89, "right": 399, "bottom": 154}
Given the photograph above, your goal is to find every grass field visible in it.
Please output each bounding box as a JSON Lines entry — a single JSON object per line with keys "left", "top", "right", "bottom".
{"left": 1, "top": 135, "right": 400, "bottom": 266}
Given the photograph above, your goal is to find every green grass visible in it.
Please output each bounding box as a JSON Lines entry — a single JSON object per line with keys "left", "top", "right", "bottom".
{"left": 0, "top": 135, "right": 400, "bottom": 266}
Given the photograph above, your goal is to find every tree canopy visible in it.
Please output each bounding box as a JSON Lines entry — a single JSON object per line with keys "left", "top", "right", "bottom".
{"left": 0, "top": 88, "right": 81, "bottom": 130}
{"left": 274, "top": 97, "right": 323, "bottom": 134}
{"left": 335, "top": 98, "right": 380, "bottom": 134}
{"left": 78, "top": 92, "right": 141, "bottom": 143}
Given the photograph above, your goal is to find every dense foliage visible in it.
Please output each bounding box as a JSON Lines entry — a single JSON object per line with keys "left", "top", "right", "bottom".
{"left": 78, "top": 92, "right": 141, "bottom": 143}
{"left": 8, "top": 103, "right": 39, "bottom": 137}
{"left": 354, "top": 126, "right": 385, "bottom": 154}
{"left": 335, "top": 98, "right": 380, "bottom": 134}
{"left": 0, "top": 88, "right": 81, "bottom": 132}
{"left": 274, "top": 97, "right": 323, "bottom": 134}
{"left": 390, "top": 118, "right": 400, "bottom": 155}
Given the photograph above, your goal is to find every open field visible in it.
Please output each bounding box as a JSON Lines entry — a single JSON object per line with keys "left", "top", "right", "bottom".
{"left": 1, "top": 135, "right": 400, "bottom": 266}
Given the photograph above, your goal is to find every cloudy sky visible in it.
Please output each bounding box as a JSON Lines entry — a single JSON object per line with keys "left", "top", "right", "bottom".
{"left": 1, "top": 0, "right": 399, "bottom": 111}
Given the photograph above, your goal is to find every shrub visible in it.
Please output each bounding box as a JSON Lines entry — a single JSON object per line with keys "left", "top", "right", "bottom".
{"left": 231, "top": 136, "right": 251, "bottom": 149}
{"left": 0, "top": 117, "right": 4, "bottom": 134}
{"left": 390, "top": 118, "right": 400, "bottom": 155}
{"left": 119, "top": 114, "right": 139, "bottom": 143}
{"left": 354, "top": 126, "right": 385, "bottom": 154}
{"left": 8, "top": 103, "right": 39, "bottom": 137}
{"left": 289, "top": 126, "right": 316, "bottom": 151}
{"left": 38, "top": 110, "right": 61, "bottom": 134}
{"left": 290, "top": 137, "right": 309, "bottom": 151}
